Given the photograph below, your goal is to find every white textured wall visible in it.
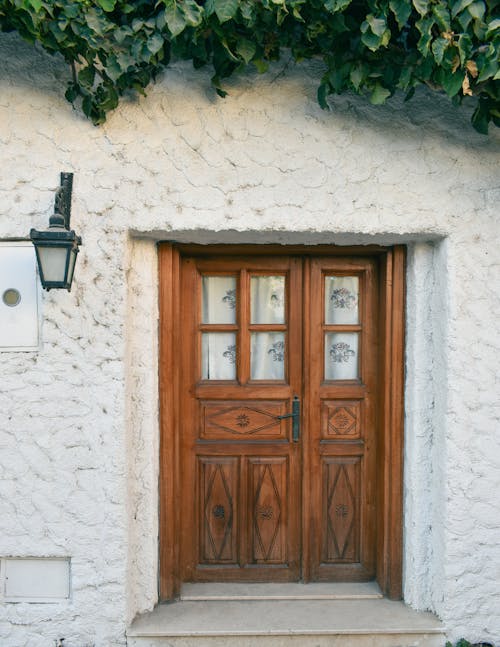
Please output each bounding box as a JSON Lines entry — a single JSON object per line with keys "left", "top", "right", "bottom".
{"left": 0, "top": 31, "right": 499, "bottom": 647}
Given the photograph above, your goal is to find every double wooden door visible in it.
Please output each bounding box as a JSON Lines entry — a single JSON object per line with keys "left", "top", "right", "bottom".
{"left": 159, "top": 245, "right": 404, "bottom": 598}
{"left": 175, "top": 251, "right": 380, "bottom": 584}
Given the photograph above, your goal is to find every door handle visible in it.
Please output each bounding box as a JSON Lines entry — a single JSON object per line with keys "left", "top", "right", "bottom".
{"left": 277, "top": 396, "right": 300, "bottom": 442}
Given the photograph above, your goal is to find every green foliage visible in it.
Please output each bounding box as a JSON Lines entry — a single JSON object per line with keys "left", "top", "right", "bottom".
{"left": 0, "top": 0, "right": 498, "bottom": 131}
{"left": 445, "top": 640, "right": 494, "bottom": 647}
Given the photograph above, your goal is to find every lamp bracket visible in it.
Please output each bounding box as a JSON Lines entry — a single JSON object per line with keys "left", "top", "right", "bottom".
{"left": 53, "top": 172, "right": 73, "bottom": 229}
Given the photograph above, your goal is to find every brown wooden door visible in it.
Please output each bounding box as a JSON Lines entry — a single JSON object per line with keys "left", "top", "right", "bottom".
{"left": 176, "top": 252, "right": 380, "bottom": 584}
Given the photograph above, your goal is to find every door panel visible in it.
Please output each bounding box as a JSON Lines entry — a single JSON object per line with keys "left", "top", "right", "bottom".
{"left": 307, "top": 258, "right": 378, "bottom": 581}
{"left": 180, "top": 256, "right": 302, "bottom": 582}
{"left": 177, "top": 252, "right": 379, "bottom": 584}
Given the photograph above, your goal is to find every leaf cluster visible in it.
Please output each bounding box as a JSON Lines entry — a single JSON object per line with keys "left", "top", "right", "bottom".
{"left": 0, "top": 0, "right": 498, "bottom": 132}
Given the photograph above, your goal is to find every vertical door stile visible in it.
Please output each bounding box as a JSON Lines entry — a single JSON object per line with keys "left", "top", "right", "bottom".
{"left": 301, "top": 256, "right": 312, "bottom": 582}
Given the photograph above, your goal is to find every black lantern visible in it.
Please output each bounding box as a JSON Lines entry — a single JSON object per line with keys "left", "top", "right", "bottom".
{"left": 30, "top": 173, "right": 82, "bottom": 291}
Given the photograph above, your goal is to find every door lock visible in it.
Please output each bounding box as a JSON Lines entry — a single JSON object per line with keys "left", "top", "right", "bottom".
{"left": 277, "top": 396, "right": 300, "bottom": 442}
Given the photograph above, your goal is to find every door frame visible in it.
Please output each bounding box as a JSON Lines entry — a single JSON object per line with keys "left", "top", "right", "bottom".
{"left": 158, "top": 243, "right": 405, "bottom": 601}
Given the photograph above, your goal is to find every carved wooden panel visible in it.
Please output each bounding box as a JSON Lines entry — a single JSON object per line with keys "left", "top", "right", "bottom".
{"left": 322, "top": 457, "right": 360, "bottom": 563}
{"left": 321, "top": 401, "right": 361, "bottom": 440}
{"left": 198, "top": 457, "right": 238, "bottom": 564}
{"left": 201, "top": 401, "right": 286, "bottom": 440}
{"left": 249, "top": 457, "right": 287, "bottom": 564}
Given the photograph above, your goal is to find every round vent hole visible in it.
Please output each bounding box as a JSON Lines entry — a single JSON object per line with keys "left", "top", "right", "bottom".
{"left": 2, "top": 288, "right": 21, "bottom": 307}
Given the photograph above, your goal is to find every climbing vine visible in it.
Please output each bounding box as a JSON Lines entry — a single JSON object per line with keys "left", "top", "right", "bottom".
{"left": 0, "top": 0, "right": 498, "bottom": 132}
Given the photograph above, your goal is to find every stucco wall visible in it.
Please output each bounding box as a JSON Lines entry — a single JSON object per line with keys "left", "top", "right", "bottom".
{"left": 0, "top": 32, "right": 499, "bottom": 647}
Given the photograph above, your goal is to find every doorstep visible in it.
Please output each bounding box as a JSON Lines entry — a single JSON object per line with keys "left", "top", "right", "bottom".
{"left": 127, "top": 583, "right": 445, "bottom": 647}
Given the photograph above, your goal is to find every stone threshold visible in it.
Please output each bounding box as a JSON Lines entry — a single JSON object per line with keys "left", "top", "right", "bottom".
{"left": 127, "top": 595, "right": 444, "bottom": 639}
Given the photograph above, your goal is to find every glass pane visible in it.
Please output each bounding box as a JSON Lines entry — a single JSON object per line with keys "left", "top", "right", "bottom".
{"left": 251, "top": 276, "right": 285, "bottom": 324}
{"left": 202, "top": 276, "right": 237, "bottom": 324}
{"left": 37, "top": 246, "right": 68, "bottom": 282}
{"left": 202, "top": 333, "right": 237, "bottom": 380}
{"left": 325, "top": 276, "right": 359, "bottom": 324}
{"left": 251, "top": 332, "right": 285, "bottom": 380}
{"left": 325, "top": 333, "right": 359, "bottom": 380}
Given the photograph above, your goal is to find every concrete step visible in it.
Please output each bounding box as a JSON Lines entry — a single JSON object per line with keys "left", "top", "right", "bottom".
{"left": 127, "top": 597, "right": 445, "bottom": 647}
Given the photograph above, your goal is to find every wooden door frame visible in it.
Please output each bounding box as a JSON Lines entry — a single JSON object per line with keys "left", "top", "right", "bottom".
{"left": 158, "top": 243, "right": 405, "bottom": 601}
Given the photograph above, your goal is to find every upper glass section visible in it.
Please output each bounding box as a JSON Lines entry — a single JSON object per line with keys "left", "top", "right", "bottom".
{"left": 251, "top": 276, "right": 285, "bottom": 324}
{"left": 202, "top": 276, "right": 237, "bottom": 324}
{"left": 325, "top": 276, "right": 359, "bottom": 325}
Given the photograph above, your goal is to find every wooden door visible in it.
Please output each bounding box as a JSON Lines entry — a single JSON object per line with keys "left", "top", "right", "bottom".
{"left": 179, "top": 256, "right": 302, "bottom": 582}
{"left": 306, "top": 257, "right": 378, "bottom": 582}
{"left": 159, "top": 246, "right": 404, "bottom": 596}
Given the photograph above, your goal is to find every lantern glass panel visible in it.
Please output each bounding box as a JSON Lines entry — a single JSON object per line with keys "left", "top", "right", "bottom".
{"left": 67, "top": 249, "right": 77, "bottom": 286}
{"left": 37, "top": 246, "right": 69, "bottom": 283}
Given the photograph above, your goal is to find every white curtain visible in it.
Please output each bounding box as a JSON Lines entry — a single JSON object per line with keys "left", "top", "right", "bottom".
{"left": 202, "top": 276, "right": 236, "bottom": 324}
{"left": 325, "top": 276, "right": 359, "bottom": 325}
{"left": 202, "top": 333, "right": 237, "bottom": 380}
{"left": 251, "top": 332, "right": 285, "bottom": 380}
{"left": 250, "top": 275, "right": 285, "bottom": 324}
{"left": 324, "top": 332, "right": 359, "bottom": 380}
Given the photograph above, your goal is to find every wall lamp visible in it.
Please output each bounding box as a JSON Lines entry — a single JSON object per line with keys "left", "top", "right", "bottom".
{"left": 30, "top": 172, "right": 82, "bottom": 291}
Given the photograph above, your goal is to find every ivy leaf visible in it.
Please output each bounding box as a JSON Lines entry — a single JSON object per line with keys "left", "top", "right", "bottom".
{"left": 78, "top": 65, "right": 95, "bottom": 88}
{"left": 468, "top": 1, "right": 484, "bottom": 20}
{"left": 416, "top": 16, "right": 434, "bottom": 55}
{"left": 96, "top": 0, "right": 116, "bottom": 12}
{"left": 182, "top": 0, "right": 203, "bottom": 27}
{"left": 350, "top": 63, "right": 366, "bottom": 90}
{"left": 65, "top": 82, "right": 80, "bottom": 103}
{"left": 214, "top": 0, "right": 239, "bottom": 23}
{"left": 471, "top": 98, "right": 490, "bottom": 134}
{"left": 486, "top": 19, "right": 500, "bottom": 38}
{"left": 370, "top": 82, "right": 391, "bottom": 104}
{"left": 323, "top": 0, "right": 352, "bottom": 12}
{"left": 211, "top": 75, "right": 228, "bottom": 97}
{"left": 432, "top": 3, "right": 451, "bottom": 31}
{"left": 147, "top": 34, "right": 164, "bottom": 55}
{"left": 432, "top": 37, "right": 449, "bottom": 65}
{"left": 27, "top": 0, "right": 43, "bottom": 11}
{"left": 477, "top": 57, "right": 498, "bottom": 83}
{"left": 412, "top": 0, "right": 429, "bottom": 16}
{"left": 361, "top": 15, "right": 391, "bottom": 51}
{"left": 439, "top": 69, "right": 464, "bottom": 96}
{"left": 458, "top": 34, "right": 472, "bottom": 64}
{"left": 236, "top": 38, "right": 256, "bottom": 63}
{"left": 164, "top": 1, "right": 186, "bottom": 36}
{"left": 389, "top": 0, "right": 412, "bottom": 30}
{"left": 451, "top": 0, "right": 473, "bottom": 18}
{"left": 367, "top": 14, "right": 388, "bottom": 36}
{"left": 317, "top": 81, "right": 330, "bottom": 109}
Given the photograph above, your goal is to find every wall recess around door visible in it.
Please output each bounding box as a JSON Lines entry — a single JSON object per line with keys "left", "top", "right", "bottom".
{"left": 0, "top": 242, "right": 39, "bottom": 351}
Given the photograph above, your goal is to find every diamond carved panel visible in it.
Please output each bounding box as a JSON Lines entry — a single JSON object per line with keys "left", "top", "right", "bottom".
{"left": 321, "top": 401, "right": 361, "bottom": 439}
{"left": 199, "top": 457, "right": 238, "bottom": 564}
{"left": 202, "top": 401, "right": 285, "bottom": 439}
{"left": 322, "top": 457, "right": 360, "bottom": 563}
{"left": 250, "top": 458, "right": 286, "bottom": 564}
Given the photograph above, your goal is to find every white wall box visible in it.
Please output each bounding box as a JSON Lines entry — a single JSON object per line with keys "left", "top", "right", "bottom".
{"left": 0, "top": 242, "right": 39, "bottom": 351}
{"left": 2, "top": 558, "right": 70, "bottom": 602}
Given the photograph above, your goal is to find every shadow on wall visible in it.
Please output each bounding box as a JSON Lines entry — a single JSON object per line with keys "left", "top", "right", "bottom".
{"left": 1, "top": 31, "right": 499, "bottom": 153}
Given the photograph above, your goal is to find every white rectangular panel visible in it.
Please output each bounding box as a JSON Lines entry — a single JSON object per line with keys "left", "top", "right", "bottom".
{"left": 3, "top": 558, "right": 70, "bottom": 602}
{"left": 0, "top": 242, "right": 39, "bottom": 351}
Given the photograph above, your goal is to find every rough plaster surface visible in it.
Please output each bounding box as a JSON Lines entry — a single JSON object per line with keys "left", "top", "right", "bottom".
{"left": 0, "top": 31, "right": 499, "bottom": 647}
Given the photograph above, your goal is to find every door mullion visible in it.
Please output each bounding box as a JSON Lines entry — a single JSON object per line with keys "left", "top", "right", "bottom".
{"left": 239, "top": 269, "right": 250, "bottom": 385}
